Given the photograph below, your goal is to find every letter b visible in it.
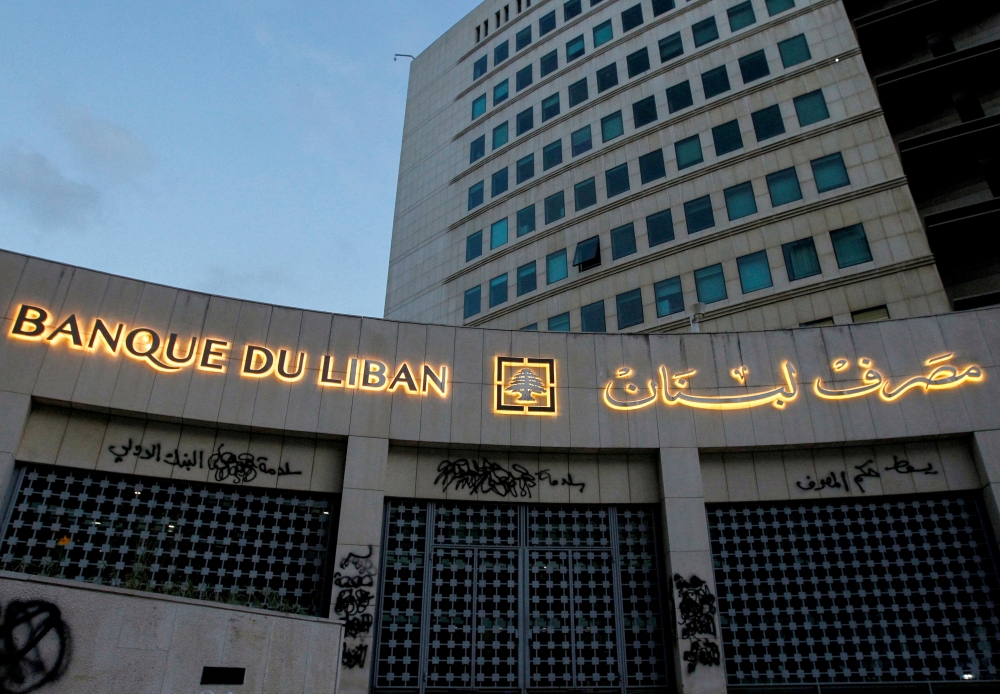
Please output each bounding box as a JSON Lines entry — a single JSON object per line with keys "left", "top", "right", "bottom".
{"left": 12, "top": 304, "right": 48, "bottom": 337}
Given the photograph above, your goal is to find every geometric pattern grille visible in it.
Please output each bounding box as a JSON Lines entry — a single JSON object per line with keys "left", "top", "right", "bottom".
{"left": 707, "top": 493, "right": 1000, "bottom": 687}
{"left": 375, "top": 500, "right": 670, "bottom": 694}
{"left": 0, "top": 464, "right": 337, "bottom": 616}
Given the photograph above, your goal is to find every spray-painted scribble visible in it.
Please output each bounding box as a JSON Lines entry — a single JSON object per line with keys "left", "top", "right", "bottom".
{"left": 0, "top": 600, "right": 71, "bottom": 694}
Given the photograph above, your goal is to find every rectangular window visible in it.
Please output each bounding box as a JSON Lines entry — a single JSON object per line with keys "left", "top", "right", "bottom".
{"left": 571, "top": 125, "right": 593, "bottom": 156}
{"left": 495, "top": 41, "right": 510, "bottom": 65}
{"left": 794, "top": 89, "right": 830, "bottom": 126}
{"left": 581, "top": 300, "right": 607, "bottom": 332}
{"left": 548, "top": 312, "right": 571, "bottom": 331}
{"left": 685, "top": 194, "right": 715, "bottom": 233}
{"left": 470, "top": 135, "right": 486, "bottom": 163}
{"left": 575, "top": 177, "right": 598, "bottom": 210}
{"left": 633, "top": 96, "right": 658, "bottom": 127}
{"left": 692, "top": 17, "right": 719, "bottom": 47}
{"left": 539, "top": 10, "right": 557, "bottom": 35}
{"left": 626, "top": 47, "right": 650, "bottom": 77}
{"left": 659, "top": 32, "right": 684, "bottom": 63}
{"left": 751, "top": 104, "right": 785, "bottom": 141}
{"left": 469, "top": 181, "right": 484, "bottom": 209}
{"left": 739, "top": 50, "right": 770, "bottom": 83}
{"left": 568, "top": 77, "right": 589, "bottom": 107}
{"left": 540, "top": 49, "right": 559, "bottom": 77}
{"left": 574, "top": 236, "right": 601, "bottom": 271}
{"left": 546, "top": 249, "right": 568, "bottom": 283}
{"left": 652, "top": 0, "right": 675, "bottom": 17}
{"left": 695, "top": 263, "right": 727, "bottom": 303}
{"left": 564, "top": 0, "right": 582, "bottom": 21}
{"left": 766, "top": 0, "right": 795, "bottom": 16}
{"left": 621, "top": 4, "right": 644, "bottom": 31}
{"left": 493, "top": 122, "right": 509, "bottom": 149}
{"left": 593, "top": 19, "right": 613, "bottom": 47}
{"left": 737, "top": 250, "right": 773, "bottom": 293}
{"left": 675, "top": 134, "right": 703, "bottom": 169}
{"left": 611, "top": 222, "right": 637, "bottom": 259}
{"left": 778, "top": 34, "right": 811, "bottom": 68}
{"left": 766, "top": 167, "right": 802, "bottom": 206}
{"left": 647, "top": 209, "right": 674, "bottom": 246}
{"left": 728, "top": 1, "right": 756, "bottom": 31}
{"left": 490, "top": 218, "right": 509, "bottom": 248}
{"left": 541, "top": 94, "right": 561, "bottom": 122}
{"left": 516, "top": 65, "right": 533, "bottom": 91}
{"left": 566, "top": 35, "right": 586, "bottom": 62}
{"left": 489, "top": 274, "right": 508, "bottom": 307}
{"left": 474, "top": 56, "right": 488, "bottom": 80}
{"left": 782, "top": 237, "right": 822, "bottom": 281}
{"left": 472, "top": 94, "right": 487, "bottom": 120}
{"left": 724, "top": 181, "right": 758, "bottom": 221}
{"left": 521, "top": 323, "right": 538, "bottom": 331}
{"left": 606, "top": 163, "right": 630, "bottom": 197}
{"left": 517, "top": 261, "right": 537, "bottom": 296}
{"left": 494, "top": 80, "right": 509, "bottom": 105}
{"left": 830, "top": 223, "right": 873, "bottom": 268}
{"left": 464, "top": 285, "right": 482, "bottom": 318}
{"left": 601, "top": 111, "right": 624, "bottom": 141}
{"left": 544, "top": 191, "right": 566, "bottom": 223}
{"left": 639, "top": 149, "right": 666, "bottom": 184}
{"left": 654, "top": 276, "right": 684, "bottom": 316}
{"left": 543, "top": 140, "right": 563, "bottom": 170}
{"left": 492, "top": 167, "right": 509, "bottom": 197}
{"left": 516, "top": 26, "right": 532, "bottom": 51}
{"left": 666, "top": 80, "right": 693, "bottom": 113}
{"left": 852, "top": 305, "right": 889, "bottom": 323}
{"left": 466, "top": 230, "right": 483, "bottom": 261}
{"left": 517, "top": 204, "right": 536, "bottom": 236}
{"left": 596, "top": 63, "right": 619, "bottom": 92}
{"left": 516, "top": 153, "right": 535, "bottom": 183}
{"left": 702, "top": 65, "right": 731, "bottom": 98}
{"left": 516, "top": 107, "right": 534, "bottom": 135}
{"left": 617, "top": 288, "right": 644, "bottom": 329}
{"left": 811, "top": 152, "right": 850, "bottom": 192}
{"left": 712, "top": 120, "right": 743, "bottom": 156}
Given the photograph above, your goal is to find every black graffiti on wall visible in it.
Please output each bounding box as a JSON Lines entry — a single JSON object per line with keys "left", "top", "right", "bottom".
{"left": 674, "top": 574, "right": 720, "bottom": 675}
{"left": 334, "top": 547, "right": 376, "bottom": 668}
{"left": 0, "top": 600, "right": 71, "bottom": 694}
{"left": 435, "top": 458, "right": 586, "bottom": 498}
{"left": 107, "top": 440, "right": 302, "bottom": 485}
{"left": 796, "top": 455, "right": 939, "bottom": 494}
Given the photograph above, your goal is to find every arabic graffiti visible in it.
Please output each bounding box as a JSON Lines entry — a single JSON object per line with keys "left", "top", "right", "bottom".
{"left": 107, "top": 440, "right": 302, "bottom": 485}
{"left": 674, "top": 574, "right": 720, "bottom": 675}
{"left": 342, "top": 644, "right": 368, "bottom": 669}
{"left": 434, "top": 458, "right": 586, "bottom": 498}
{"left": 796, "top": 456, "right": 938, "bottom": 494}
{"left": 0, "top": 600, "right": 71, "bottom": 694}
{"left": 335, "top": 547, "right": 376, "bottom": 669}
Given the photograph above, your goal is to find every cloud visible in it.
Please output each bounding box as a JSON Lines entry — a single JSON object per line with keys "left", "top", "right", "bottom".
{"left": 0, "top": 149, "right": 101, "bottom": 230}
{"left": 198, "top": 263, "right": 296, "bottom": 298}
{"left": 56, "top": 107, "right": 155, "bottom": 182}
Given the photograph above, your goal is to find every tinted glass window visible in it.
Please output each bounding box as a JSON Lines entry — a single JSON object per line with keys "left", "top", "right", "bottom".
{"left": 474, "top": 56, "right": 488, "bottom": 80}
{"left": 494, "top": 41, "right": 509, "bottom": 65}
{"left": 568, "top": 78, "right": 589, "bottom": 107}
{"left": 517, "top": 204, "right": 536, "bottom": 236}
{"left": 782, "top": 238, "right": 822, "bottom": 280}
{"left": 491, "top": 167, "right": 509, "bottom": 197}
{"left": 647, "top": 209, "right": 674, "bottom": 246}
{"left": 728, "top": 1, "right": 756, "bottom": 31}
{"left": 702, "top": 66, "right": 731, "bottom": 98}
{"left": 516, "top": 26, "right": 532, "bottom": 51}
{"left": 811, "top": 152, "right": 850, "bottom": 192}
{"left": 766, "top": 167, "right": 802, "bottom": 206}
{"left": 633, "top": 96, "right": 658, "bottom": 127}
{"left": 596, "top": 63, "right": 619, "bottom": 92}
{"left": 564, "top": 0, "right": 582, "bottom": 20}
{"left": 724, "top": 182, "right": 758, "bottom": 221}
{"left": 466, "top": 230, "right": 483, "bottom": 262}
{"left": 766, "top": 0, "right": 795, "bottom": 16}
{"left": 692, "top": 17, "right": 719, "bottom": 47}
{"left": 516, "top": 153, "right": 535, "bottom": 183}
{"left": 581, "top": 300, "right": 607, "bottom": 332}
{"left": 517, "top": 262, "right": 537, "bottom": 296}
{"left": 469, "top": 181, "right": 484, "bottom": 209}
{"left": 737, "top": 250, "right": 773, "bottom": 293}
{"left": 601, "top": 111, "right": 624, "bottom": 141}
{"left": 616, "top": 288, "right": 644, "bottom": 329}
{"left": 516, "top": 65, "right": 533, "bottom": 91}
{"left": 494, "top": 80, "right": 509, "bottom": 105}
{"left": 593, "top": 20, "right": 613, "bottom": 47}
{"left": 544, "top": 191, "right": 566, "bottom": 223}
{"left": 472, "top": 94, "right": 487, "bottom": 120}
{"left": 546, "top": 249, "right": 568, "bottom": 283}
{"left": 539, "top": 10, "right": 557, "bottom": 35}
{"left": 621, "top": 4, "right": 644, "bottom": 31}
{"left": 751, "top": 105, "right": 785, "bottom": 141}
{"left": 694, "top": 263, "right": 727, "bottom": 303}
{"left": 675, "top": 134, "right": 703, "bottom": 169}
{"left": 548, "top": 312, "right": 571, "bottom": 331}
{"left": 464, "top": 286, "right": 481, "bottom": 318}
{"left": 685, "top": 194, "right": 715, "bottom": 233}
{"left": 566, "top": 35, "right": 586, "bottom": 62}
{"left": 611, "top": 223, "right": 637, "bottom": 259}
{"left": 666, "top": 81, "right": 693, "bottom": 113}
{"left": 470, "top": 135, "right": 486, "bottom": 163}
{"left": 516, "top": 107, "right": 534, "bottom": 135}
{"left": 654, "top": 276, "right": 684, "bottom": 316}
{"left": 652, "top": 0, "right": 675, "bottom": 16}
{"left": 606, "top": 163, "right": 630, "bottom": 197}
{"left": 541, "top": 93, "right": 561, "bottom": 121}
{"left": 779, "top": 34, "right": 811, "bottom": 68}
{"left": 571, "top": 126, "right": 593, "bottom": 156}
{"left": 543, "top": 140, "right": 563, "bottom": 170}
{"left": 830, "top": 224, "right": 873, "bottom": 268}
{"left": 493, "top": 122, "right": 509, "bottom": 149}
{"left": 489, "top": 274, "right": 508, "bottom": 307}
{"left": 794, "top": 90, "right": 830, "bottom": 126}
{"left": 490, "top": 218, "right": 509, "bottom": 248}
{"left": 540, "top": 50, "right": 559, "bottom": 76}
{"left": 626, "top": 47, "right": 650, "bottom": 77}
{"left": 659, "top": 32, "right": 684, "bottom": 62}
{"left": 712, "top": 120, "right": 744, "bottom": 155}
{"left": 739, "top": 50, "right": 770, "bottom": 83}
{"left": 639, "top": 150, "right": 666, "bottom": 183}
{"left": 574, "top": 178, "right": 598, "bottom": 210}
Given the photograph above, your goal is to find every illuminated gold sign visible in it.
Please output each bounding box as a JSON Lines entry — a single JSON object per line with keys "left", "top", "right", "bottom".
{"left": 494, "top": 357, "right": 556, "bottom": 415}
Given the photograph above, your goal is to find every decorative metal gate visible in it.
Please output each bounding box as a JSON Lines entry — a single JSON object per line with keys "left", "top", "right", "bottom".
{"left": 374, "top": 501, "right": 671, "bottom": 694}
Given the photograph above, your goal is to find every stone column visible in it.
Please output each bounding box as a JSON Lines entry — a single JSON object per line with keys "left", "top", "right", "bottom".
{"left": 331, "top": 435, "right": 388, "bottom": 694}
{"left": 972, "top": 429, "right": 1000, "bottom": 537}
{"left": 658, "top": 447, "right": 727, "bottom": 694}
{"left": 0, "top": 391, "right": 31, "bottom": 514}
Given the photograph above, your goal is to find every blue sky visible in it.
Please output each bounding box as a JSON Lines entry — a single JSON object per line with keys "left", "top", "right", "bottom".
{"left": 0, "top": 1, "right": 477, "bottom": 316}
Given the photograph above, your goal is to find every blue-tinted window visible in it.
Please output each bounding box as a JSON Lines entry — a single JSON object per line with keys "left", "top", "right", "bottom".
{"left": 622, "top": 4, "right": 644, "bottom": 31}
{"left": 474, "top": 56, "right": 488, "bottom": 80}
{"left": 517, "top": 261, "right": 537, "bottom": 296}
{"left": 724, "top": 182, "right": 758, "bottom": 221}
{"left": 571, "top": 125, "right": 593, "bottom": 156}
{"left": 489, "top": 274, "right": 508, "bottom": 307}
{"left": 666, "top": 81, "right": 693, "bottom": 113}
{"left": 685, "top": 194, "right": 715, "bottom": 233}
{"left": 574, "top": 236, "right": 601, "bottom": 271}
{"left": 494, "top": 40, "right": 509, "bottom": 65}
{"left": 702, "top": 66, "right": 731, "bottom": 98}
{"left": 517, "top": 204, "right": 536, "bottom": 236}
{"left": 469, "top": 181, "right": 484, "bottom": 209}
{"left": 633, "top": 96, "right": 658, "bottom": 127}
{"left": 692, "top": 17, "right": 719, "bottom": 47}
{"left": 766, "top": 0, "right": 795, "bottom": 16}
{"left": 466, "top": 230, "right": 483, "bottom": 262}
{"left": 541, "top": 94, "right": 561, "bottom": 121}
{"left": 652, "top": 0, "right": 675, "bottom": 16}
{"left": 494, "top": 79, "right": 509, "bottom": 105}
{"left": 540, "top": 50, "right": 559, "bottom": 77}
{"left": 830, "top": 224, "right": 873, "bottom": 268}
{"left": 568, "top": 78, "right": 589, "bottom": 107}
{"left": 493, "top": 122, "right": 509, "bottom": 149}
{"left": 593, "top": 20, "right": 613, "bottom": 47}
{"left": 470, "top": 135, "right": 486, "bottom": 163}
{"left": 627, "top": 47, "right": 650, "bottom": 77}
{"left": 782, "top": 237, "right": 821, "bottom": 281}
{"left": 779, "top": 34, "right": 811, "bottom": 68}
{"left": 695, "top": 263, "right": 727, "bottom": 303}
{"left": 659, "top": 32, "right": 684, "bottom": 62}
{"left": 766, "top": 167, "right": 802, "bottom": 206}
{"left": 575, "top": 177, "right": 598, "bottom": 210}
{"left": 812, "top": 153, "right": 850, "bottom": 192}
{"left": 611, "top": 222, "right": 637, "bottom": 259}
{"left": 464, "top": 286, "right": 481, "bottom": 318}
{"left": 472, "top": 94, "right": 487, "bottom": 120}
{"left": 794, "top": 89, "right": 830, "bottom": 126}
{"left": 654, "top": 276, "right": 684, "bottom": 316}
{"left": 516, "top": 26, "right": 532, "bottom": 51}
{"left": 647, "top": 209, "right": 674, "bottom": 246}
{"left": 539, "top": 10, "right": 557, "bottom": 35}
{"left": 606, "top": 163, "right": 630, "bottom": 197}
{"left": 544, "top": 191, "right": 566, "bottom": 223}
{"left": 739, "top": 50, "right": 770, "bottom": 83}
{"left": 543, "top": 140, "right": 563, "bottom": 170}
{"left": 596, "top": 63, "right": 619, "bottom": 92}
{"left": 516, "top": 107, "right": 534, "bottom": 135}
{"left": 751, "top": 105, "right": 785, "bottom": 141}
{"left": 617, "top": 288, "right": 644, "bottom": 329}
{"left": 492, "top": 167, "right": 509, "bottom": 197}
{"left": 601, "top": 111, "right": 624, "bottom": 142}
{"left": 581, "top": 300, "right": 607, "bottom": 332}
{"left": 737, "top": 251, "right": 773, "bottom": 293}
{"left": 712, "top": 120, "right": 744, "bottom": 156}
{"left": 516, "top": 65, "right": 533, "bottom": 91}
{"left": 547, "top": 249, "right": 569, "bottom": 284}
{"left": 522, "top": 323, "right": 538, "bottom": 331}
{"left": 565, "top": 0, "right": 583, "bottom": 20}
{"left": 566, "top": 35, "right": 585, "bottom": 62}
{"left": 516, "top": 153, "right": 535, "bottom": 183}
{"left": 729, "top": 1, "right": 756, "bottom": 31}
{"left": 548, "top": 312, "right": 571, "bottom": 331}
{"left": 490, "top": 218, "right": 509, "bottom": 248}
{"left": 639, "top": 149, "right": 666, "bottom": 183}
{"left": 675, "top": 134, "right": 703, "bottom": 169}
